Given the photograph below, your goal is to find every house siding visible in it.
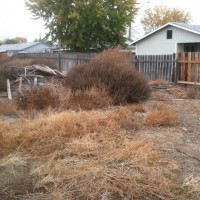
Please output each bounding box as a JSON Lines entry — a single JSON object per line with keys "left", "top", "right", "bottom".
{"left": 21, "top": 43, "right": 51, "bottom": 53}
{"left": 136, "top": 25, "right": 200, "bottom": 55}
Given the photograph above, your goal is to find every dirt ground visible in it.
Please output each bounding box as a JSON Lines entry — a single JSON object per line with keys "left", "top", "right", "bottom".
{"left": 144, "top": 84, "right": 200, "bottom": 179}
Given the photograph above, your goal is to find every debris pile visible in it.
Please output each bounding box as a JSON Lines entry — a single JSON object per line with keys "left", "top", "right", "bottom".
{"left": 1, "top": 65, "right": 66, "bottom": 100}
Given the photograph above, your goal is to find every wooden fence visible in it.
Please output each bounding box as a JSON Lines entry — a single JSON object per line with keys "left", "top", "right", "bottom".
{"left": 17, "top": 53, "right": 96, "bottom": 73}
{"left": 135, "top": 54, "right": 176, "bottom": 82}
{"left": 16, "top": 52, "right": 200, "bottom": 84}
{"left": 177, "top": 52, "right": 200, "bottom": 85}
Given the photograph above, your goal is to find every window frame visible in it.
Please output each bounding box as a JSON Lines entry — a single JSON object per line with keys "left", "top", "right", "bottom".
{"left": 166, "top": 30, "right": 173, "bottom": 39}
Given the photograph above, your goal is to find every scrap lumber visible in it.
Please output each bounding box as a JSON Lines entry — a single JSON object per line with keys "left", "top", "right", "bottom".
{"left": 33, "top": 65, "right": 57, "bottom": 76}
{"left": 7, "top": 79, "right": 12, "bottom": 100}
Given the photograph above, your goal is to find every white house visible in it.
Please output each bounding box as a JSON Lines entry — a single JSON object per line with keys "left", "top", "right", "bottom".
{"left": 131, "top": 22, "right": 200, "bottom": 55}
{"left": 0, "top": 42, "right": 56, "bottom": 54}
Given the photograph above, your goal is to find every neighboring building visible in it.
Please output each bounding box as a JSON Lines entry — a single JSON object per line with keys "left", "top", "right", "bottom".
{"left": 0, "top": 42, "right": 56, "bottom": 54}
{"left": 131, "top": 22, "right": 200, "bottom": 55}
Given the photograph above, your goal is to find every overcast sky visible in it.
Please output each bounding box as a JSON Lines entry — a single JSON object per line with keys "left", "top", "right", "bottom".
{"left": 0, "top": 0, "right": 199, "bottom": 42}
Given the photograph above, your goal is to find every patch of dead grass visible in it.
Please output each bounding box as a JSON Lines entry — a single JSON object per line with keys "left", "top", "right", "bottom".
{"left": 149, "top": 79, "right": 168, "bottom": 86}
{"left": 144, "top": 103, "right": 179, "bottom": 127}
{"left": 0, "top": 102, "right": 18, "bottom": 116}
{"left": 68, "top": 87, "right": 113, "bottom": 110}
{"left": 0, "top": 104, "right": 185, "bottom": 199}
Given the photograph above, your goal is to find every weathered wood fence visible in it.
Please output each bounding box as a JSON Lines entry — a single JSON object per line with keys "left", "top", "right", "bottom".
{"left": 17, "top": 53, "right": 96, "bottom": 73}
{"left": 16, "top": 52, "right": 200, "bottom": 84}
{"left": 177, "top": 52, "right": 200, "bottom": 85}
{"left": 134, "top": 54, "right": 176, "bottom": 82}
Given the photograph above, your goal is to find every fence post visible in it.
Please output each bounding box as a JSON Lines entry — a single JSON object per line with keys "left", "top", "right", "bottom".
{"left": 174, "top": 53, "right": 179, "bottom": 84}
{"left": 58, "top": 52, "right": 61, "bottom": 71}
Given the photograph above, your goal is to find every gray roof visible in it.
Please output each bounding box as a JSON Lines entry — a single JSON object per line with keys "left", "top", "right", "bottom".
{"left": 171, "top": 22, "right": 200, "bottom": 33}
{"left": 0, "top": 42, "right": 50, "bottom": 52}
{"left": 131, "top": 22, "right": 200, "bottom": 45}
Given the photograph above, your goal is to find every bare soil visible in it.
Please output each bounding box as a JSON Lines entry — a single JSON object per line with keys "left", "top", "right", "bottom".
{"left": 146, "top": 85, "right": 200, "bottom": 178}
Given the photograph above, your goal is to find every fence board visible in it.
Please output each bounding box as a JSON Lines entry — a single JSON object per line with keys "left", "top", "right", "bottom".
{"left": 177, "top": 52, "right": 200, "bottom": 85}
{"left": 16, "top": 52, "right": 178, "bottom": 82}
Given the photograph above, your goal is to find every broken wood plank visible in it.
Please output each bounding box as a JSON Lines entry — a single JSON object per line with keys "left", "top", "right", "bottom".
{"left": 33, "top": 65, "right": 57, "bottom": 76}
{"left": 7, "top": 79, "right": 12, "bottom": 100}
{"left": 34, "top": 77, "right": 38, "bottom": 86}
{"left": 54, "top": 69, "right": 66, "bottom": 78}
{"left": 18, "top": 77, "right": 23, "bottom": 95}
{"left": 178, "top": 81, "right": 200, "bottom": 86}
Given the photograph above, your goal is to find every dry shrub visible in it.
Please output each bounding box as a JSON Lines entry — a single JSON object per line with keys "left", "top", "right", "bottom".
{"left": 17, "top": 85, "right": 112, "bottom": 111}
{"left": 17, "top": 85, "right": 62, "bottom": 110}
{"left": 65, "top": 49, "right": 150, "bottom": 104}
{"left": 0, "top": 102, "right": 18, "bottom": 116}
{"left": 145, "top": 103, "right": 178, "bottom": 127}
{"left": 68, "top": 87, "right": 112, "bottom": 110}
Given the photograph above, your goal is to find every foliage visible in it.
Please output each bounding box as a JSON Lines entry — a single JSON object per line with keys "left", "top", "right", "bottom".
{"left": 1, "top": 37, "right": 27, "bottom": 44}
{"left": 25, "top": 0, "right": 138, "bottom": 52}
{"left": 64, "top": 49, "right": 150, "bottom": 104}
{"left": 141, "top": 5, "right": 191, "bottom": 33}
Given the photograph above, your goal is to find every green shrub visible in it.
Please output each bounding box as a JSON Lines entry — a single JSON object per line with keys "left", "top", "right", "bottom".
{"left": 64, "top": 49, "right": 150, "bottom": 104}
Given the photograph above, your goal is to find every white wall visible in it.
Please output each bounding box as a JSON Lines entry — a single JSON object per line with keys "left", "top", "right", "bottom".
{"left": 23, "top": 43, "right": 50, "bottom": 53}
{"left": 136, "top": 25, "right": 200, "bottom": 55}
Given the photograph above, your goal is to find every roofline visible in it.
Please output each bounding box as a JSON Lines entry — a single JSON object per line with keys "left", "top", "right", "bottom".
{"left": 22, "top": 42, "right": 51, "bottom": 51}
{"left": 131, "top": 22, "right": 200, "bottom": 45}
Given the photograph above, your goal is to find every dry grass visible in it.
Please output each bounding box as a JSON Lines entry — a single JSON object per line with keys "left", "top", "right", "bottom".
{"left": 0, "top": 102, "right": 18, "bottom": 116}
{"left": 68, "top": 87, "right": 113, "bottom": 110}
{"left": 17, "top": 85, "right": 112, "bottom": 111}
{"left": 149, "top": 79, "right": 168, "bottom": 86}
{"left": 186, "top": 86, "right": 200, "bottom": 99}
{"left": 17, "top": 85, "right": 64, "bottom": 110}
{"left": 3, "top": 96, "right": 197, "bottom": 199}
{"left": 183, "top": 176, "right": 200, "bottom": 199}
{"left": 168, "top": 86, "right": 187, "bottom": 99}
{"left": 144, "top": 103, "right": 179, "bottom": 127}
{"left": 0, "top": 107, "right": 182, "bottom": 199}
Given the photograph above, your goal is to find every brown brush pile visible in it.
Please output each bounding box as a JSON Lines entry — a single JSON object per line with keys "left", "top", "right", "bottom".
{"left": 17, "top": 85, "right": 112, "bottom": 111}
{"left": 145, "top": 103, "right": 179, "bottom": 127}
{"left": 0, "top": 104, "right": 185, "bottom": 200}
{"left": 68, "top": 87, "right": 113, "bottom": 110}
{"left": 64, "top": 49, "right": 150, "bottom": 104}
{"left": 0, "top": 58, "right": 56, "bottom": 78}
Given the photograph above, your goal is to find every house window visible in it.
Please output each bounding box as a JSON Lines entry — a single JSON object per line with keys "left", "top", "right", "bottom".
{"left": 184, "top": 43, "right": 197, "bottom": 52}
{"left": 167, "top": 30, "right": 173, "bottom": 39}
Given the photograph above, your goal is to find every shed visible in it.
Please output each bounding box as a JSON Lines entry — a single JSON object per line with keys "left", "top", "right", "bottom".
{"left": 131, "top": 22, "right": 200, "bottom": 55}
